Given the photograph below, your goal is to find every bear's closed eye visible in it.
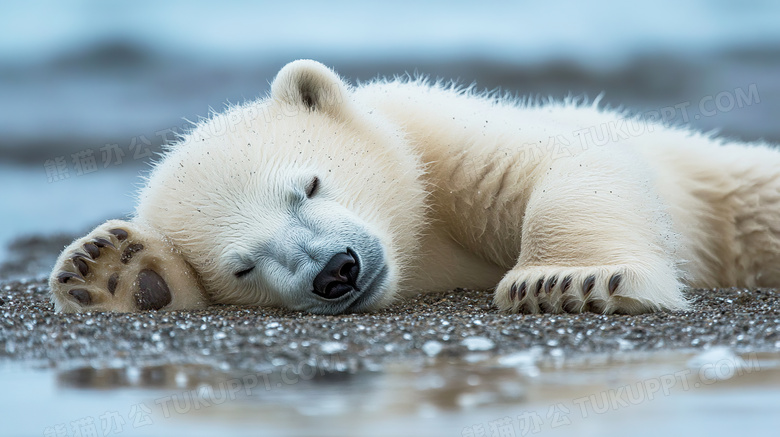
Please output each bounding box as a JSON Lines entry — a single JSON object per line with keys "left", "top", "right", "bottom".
{"left": 234, "top": 266, "right": 255, "bottom": 278}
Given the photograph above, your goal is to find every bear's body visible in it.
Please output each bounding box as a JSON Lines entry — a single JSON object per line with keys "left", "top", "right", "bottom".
{"left": 49, "top": 60, "right": 780, "bottom": 315}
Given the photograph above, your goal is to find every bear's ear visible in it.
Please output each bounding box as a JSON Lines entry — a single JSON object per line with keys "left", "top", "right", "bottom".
{"left": 270, "top": 60, "right": 350, "bottom": 117}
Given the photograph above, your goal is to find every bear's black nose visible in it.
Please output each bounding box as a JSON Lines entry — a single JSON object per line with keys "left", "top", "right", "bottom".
{"left": 312, "top": 249, "right": 360, "bottom": 299}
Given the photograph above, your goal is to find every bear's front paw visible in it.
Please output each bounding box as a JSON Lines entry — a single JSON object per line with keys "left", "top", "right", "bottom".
{"left": 493, "top": 265, "right": 688, "bottom": 315}
{"left": 49, "top": 220, "right": 208, "bottom": 313}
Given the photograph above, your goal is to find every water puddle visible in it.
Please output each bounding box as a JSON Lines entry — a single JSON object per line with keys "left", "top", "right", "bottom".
{"left": 5, "top": 348, "right": 779, "bottom": 436}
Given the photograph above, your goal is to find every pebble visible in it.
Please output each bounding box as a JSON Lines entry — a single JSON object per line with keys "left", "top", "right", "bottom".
{"left": 422, "top": 340, "right": 443, "bottom": 357}
{"left": 320, "top": 341, "right": 347, "bottom": 354}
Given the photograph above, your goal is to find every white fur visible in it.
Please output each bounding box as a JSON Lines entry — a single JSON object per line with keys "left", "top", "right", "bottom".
{"left": 49, "top": 60, "right": 780, "bottom": 314}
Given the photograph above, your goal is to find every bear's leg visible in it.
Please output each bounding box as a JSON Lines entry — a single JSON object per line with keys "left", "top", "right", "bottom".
{"left": 492, "top": 159, "right": 689, "bottom": 315}
{"left": 49, "top": 219, "right": 208, "bottom": 313}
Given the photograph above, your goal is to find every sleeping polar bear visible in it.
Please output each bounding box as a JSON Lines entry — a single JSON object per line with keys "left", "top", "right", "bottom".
{"left": 49, "top": 60, "right": 780, "bottom": 315}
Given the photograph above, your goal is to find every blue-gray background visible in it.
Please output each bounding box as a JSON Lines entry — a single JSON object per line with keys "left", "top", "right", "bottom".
{"left": 1, "top": 0, "right": 779, "bottom": 272}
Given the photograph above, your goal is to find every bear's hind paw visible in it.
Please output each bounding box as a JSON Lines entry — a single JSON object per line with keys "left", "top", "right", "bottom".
{"left": 493, "top": 265, "right": 687, "bottom": 315}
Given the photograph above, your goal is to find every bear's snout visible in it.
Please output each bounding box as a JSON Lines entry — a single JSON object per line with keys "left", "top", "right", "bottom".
{"left": 312, "top": 249, "right": 360, "bottom": 299}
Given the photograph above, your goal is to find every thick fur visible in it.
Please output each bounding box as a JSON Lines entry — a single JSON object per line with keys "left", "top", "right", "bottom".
{"left": 49, "top": 60, "right": 780, "bottom": 314}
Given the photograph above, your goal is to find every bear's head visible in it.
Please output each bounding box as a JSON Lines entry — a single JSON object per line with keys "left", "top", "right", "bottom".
{"left": 136, "top": 60, "right": 427, "bottom": 314}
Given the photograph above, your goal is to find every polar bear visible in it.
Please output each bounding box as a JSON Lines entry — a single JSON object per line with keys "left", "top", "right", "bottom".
{"left": 48, "top": 60, "right": 780, "bottom": 315}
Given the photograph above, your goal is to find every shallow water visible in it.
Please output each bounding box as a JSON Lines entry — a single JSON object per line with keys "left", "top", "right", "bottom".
{"left": 5, "top": 349, "right": 778, "bottom": 436}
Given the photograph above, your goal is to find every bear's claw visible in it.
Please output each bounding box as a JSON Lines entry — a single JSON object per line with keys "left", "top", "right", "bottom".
{"left": 608, "top": 274, "right": 622, "bottom": 295}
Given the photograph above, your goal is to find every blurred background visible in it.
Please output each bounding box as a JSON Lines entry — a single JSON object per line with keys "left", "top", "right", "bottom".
{"left": 1, "top": 0, "right": 780, "bottom": 276}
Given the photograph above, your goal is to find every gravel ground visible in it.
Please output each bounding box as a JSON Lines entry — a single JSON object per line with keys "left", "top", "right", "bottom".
{"left": 1, "top": 276, "right": 779, "bottom": 373}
